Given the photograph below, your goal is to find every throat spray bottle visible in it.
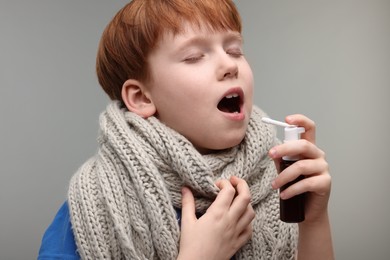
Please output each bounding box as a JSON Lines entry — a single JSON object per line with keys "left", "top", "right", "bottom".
{"left": 262, "top": 117, "right": 306, "bottom": 223}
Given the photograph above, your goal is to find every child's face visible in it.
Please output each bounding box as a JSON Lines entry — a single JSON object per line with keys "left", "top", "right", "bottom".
{"left": 146, "top": 23, "right": 254, "bottom": 154}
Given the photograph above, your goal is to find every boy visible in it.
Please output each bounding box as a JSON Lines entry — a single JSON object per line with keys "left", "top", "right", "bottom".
{"left": 39, "top": 0, "right": 333, "bottom": 259}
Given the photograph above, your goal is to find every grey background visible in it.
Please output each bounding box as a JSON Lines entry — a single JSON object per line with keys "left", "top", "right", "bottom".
{"left": 1, "top": 1, "right": 389, "bottom": 259}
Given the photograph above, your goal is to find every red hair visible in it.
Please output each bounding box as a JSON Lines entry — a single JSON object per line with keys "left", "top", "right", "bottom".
{"left": 96, "top": 0, "right": 242, "bottom": 101}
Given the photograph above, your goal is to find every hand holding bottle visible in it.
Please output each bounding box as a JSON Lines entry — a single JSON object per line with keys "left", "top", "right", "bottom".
{"left": 263, "top": 115, "right": 331, "bottom": 224}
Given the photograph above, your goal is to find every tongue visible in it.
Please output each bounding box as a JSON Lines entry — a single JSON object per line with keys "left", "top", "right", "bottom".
{"left": 219, "top": 106, "right": 231, "bottom": 113}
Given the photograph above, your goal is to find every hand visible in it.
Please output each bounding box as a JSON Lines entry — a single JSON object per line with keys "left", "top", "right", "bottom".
{"left": 269, "top": 114, "right": 332, "bottom": 223}
{"left": 177, "top": 176, "right": 255, "bottom": 260}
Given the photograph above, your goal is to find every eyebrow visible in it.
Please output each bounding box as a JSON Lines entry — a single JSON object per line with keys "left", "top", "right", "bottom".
{"left": 176, "top": 31, "right": 243, "bottom": 53}
{"left": 223, "top": 32, "right": 244, "bottom": 45}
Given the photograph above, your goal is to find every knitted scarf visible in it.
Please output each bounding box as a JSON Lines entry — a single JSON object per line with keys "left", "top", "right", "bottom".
{"left": 68, "top": 101, "right": 298, "bottom": 260}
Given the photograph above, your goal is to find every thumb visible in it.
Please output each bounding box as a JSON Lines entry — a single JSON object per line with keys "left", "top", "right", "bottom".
{"left": 181, "top": 187, "right": 196, "bottom": 226}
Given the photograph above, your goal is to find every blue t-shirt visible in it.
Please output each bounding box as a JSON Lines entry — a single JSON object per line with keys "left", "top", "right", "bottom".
{"left": 38, "top": 202, "right": 80, "bottom": 259}
{"left": 38, "top": 202, "right": 186, "bottom": 259}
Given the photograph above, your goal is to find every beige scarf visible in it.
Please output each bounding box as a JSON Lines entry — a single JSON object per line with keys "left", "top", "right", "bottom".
{"left": 68, "top": 101, "right": 298, "bottom": 259}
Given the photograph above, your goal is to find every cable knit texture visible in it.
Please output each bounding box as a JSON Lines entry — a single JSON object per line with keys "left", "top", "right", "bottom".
{"left": 68, "top": 101, "right": 298, "bottom": 260}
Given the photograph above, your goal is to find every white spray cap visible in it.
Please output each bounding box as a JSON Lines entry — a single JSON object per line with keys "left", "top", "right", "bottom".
{"left": 261, "top": 117, "right": 306, "bottom": 160}
{"left": 284, "top": 126, "right": 305, "bottom": 142}
{"left": 283, "top": 126, "right": 305, "bottom": 160}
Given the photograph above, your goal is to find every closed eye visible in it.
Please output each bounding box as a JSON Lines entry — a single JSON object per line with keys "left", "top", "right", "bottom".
{"left": 228, "top": 51, "right": 244, "bottom": 58}
{"left": 227, "top": 48, "right": 244, "bottom": 58}
{"left": 183, "top": 54, "right": 204, "bottom": 63}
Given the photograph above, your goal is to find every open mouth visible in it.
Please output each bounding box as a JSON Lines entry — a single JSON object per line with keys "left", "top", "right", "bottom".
{"left": 217, "top": 91, "right": 243, "bottom": 113}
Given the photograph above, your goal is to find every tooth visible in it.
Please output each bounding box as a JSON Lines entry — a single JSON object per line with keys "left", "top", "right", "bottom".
{"left": 226, "top": 93, "right": 239, "bottom": 99}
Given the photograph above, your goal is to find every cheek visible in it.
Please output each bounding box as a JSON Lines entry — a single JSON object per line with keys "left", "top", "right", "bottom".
{"left": 244, "top": 68, "right": 254, "bottom": 96}
{"left": 243, "top": 64, "right": 254, "bottom": 85}
{"left": 151, "top": 86, "right": 193, "bottom": 126}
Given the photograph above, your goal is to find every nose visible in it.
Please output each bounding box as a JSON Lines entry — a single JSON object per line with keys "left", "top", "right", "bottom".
{"left": 218, "top": 53, "right": 238, "bottom": 80}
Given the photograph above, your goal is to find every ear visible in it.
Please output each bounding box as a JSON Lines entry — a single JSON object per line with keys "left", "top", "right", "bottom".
{"left": 121, "top": 79, "right": 156, "bottom": 118}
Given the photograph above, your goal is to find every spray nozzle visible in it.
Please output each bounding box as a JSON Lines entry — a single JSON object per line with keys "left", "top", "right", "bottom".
{"left": 261, "top": 117, "right": 296, "bottom": 128}
{"left": 261, "top": 117, "right": 305, "bottom": 141}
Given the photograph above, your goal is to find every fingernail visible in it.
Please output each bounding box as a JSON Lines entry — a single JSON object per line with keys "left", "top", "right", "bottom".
{"left": 269, "top": 148, "right": 277, "bottom": 158}
{"left": 271, "top": 180, "right": 277, "bottom": 189}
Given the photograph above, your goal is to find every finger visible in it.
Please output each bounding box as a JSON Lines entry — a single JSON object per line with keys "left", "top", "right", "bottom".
{"left": 229, "top": 176, "right": 252, "bottom": 220}
{"left": 235, "top": 204, "right": 255, "bottom": 233}
{"left": 237, "top": 223, "right": 253, "bottom": 248}
{"left": 285, "top": 114, "right": 316, "bottom": 143}
{"left": 211, "top": 179, "right": 236, "bottom": 210}
{"left": 272, "top": 158, "right": 328, "bottom": 190}
{"left": 181, "top": 187, "right": 197, "bottom": 226}
{"left": 280, "top": 173, "right": 332, "bottom": 199}
{"left": 271, "top": 157, "right": 281, "bottom": 173}
{"left": 269, "top": 139, "right": 325, "bottom": 161}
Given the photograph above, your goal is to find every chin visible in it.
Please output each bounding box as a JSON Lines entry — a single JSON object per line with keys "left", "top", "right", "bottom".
{"left": 197, "top": 136, "right": 246, "bottom": 154}
{"left": 224, "top": 136, "right": 245, "bottom": 149}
